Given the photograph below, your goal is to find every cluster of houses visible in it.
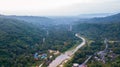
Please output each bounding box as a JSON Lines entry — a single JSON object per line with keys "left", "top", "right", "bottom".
{"left": 34, "top": 52, "right": 47, "bottom": 60}
{"left": 94, "top": 49, "right": 117, "bottom": 63}
{"left": 33, "top": 50, "right": 61, "bottom": 67}
{"left": 34, "top": 49, "right": 60, "bottom": 61}
{"left": 72, "top": 39, "right": 112, "bottom": 67}
{"left": 93, "top": 38, "right": 117, "bottom": 63}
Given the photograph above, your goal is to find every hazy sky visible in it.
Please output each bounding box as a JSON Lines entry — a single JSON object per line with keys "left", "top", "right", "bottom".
{"left": 0, "top": 0, "right": 120, "bottom": 16}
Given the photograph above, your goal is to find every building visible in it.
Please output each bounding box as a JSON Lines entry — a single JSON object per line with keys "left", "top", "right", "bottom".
{"left": 72, "top": 63, "right": 79, "bottom": 67}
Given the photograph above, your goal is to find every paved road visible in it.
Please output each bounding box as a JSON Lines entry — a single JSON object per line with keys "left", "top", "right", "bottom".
{"left": 48, "top": 33, "right": 86, "bottom": 67}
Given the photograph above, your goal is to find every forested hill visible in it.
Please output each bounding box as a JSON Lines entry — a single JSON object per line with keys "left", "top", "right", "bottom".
{"left": 0, "top": 17, "right": 45, "bottom": 46}
{"left": 90, "top": 13, "right": 120, "bottom": 23}
{"left": 0, "top": 16, "right": 78, "bottom": 67}
{"left": 76, "top": 13, "right": 120, "bottom": 23}
{"left": 73, "top": 13, "right": 120, "bottom": 40}
{"left": 74, "top": 22, "right": 120, "bottom": 40}
{"left": 0, "top": 17, "right": 46, "bottom": 66}
{"left": 0, "top": 13, "right": 120, "bottom": 66}
{"left": 65, "top": 13, "right": 120, "bottom": 67}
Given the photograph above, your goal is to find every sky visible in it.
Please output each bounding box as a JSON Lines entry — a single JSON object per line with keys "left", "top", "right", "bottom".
{"left": 0, "top": 0, "right": 120, "bottom": 16}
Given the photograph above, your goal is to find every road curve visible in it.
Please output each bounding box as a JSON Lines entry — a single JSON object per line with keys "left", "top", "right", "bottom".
{"left": 48, "top": 33, "right": 86, "bottom": 67}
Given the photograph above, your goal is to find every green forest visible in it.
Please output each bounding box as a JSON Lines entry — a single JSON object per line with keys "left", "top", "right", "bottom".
{"left": 0, "top": 13, "right": 120, "bottom": 67}
{"left": 64, "top": 14, "right": 120, "bottom": 67}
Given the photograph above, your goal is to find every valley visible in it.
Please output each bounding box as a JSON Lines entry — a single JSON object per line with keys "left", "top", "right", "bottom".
{"left": 0, "top": 13, "right": 120, "bottom": 67}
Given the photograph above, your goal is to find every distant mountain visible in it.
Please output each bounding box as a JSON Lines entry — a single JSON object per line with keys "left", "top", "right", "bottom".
{"left": 78, "top": 13, "right": 113, "bottom": 18}
{"left": 3, "top": 15, "right": 54, "bottom": 26}
{"left": 9, "top": 15, "right": 80, "bottom": 25}
{"left": 50, "top": 17, "right": 79, "bottom": 25}
{"left": 74, "top": 13, "right": 120, "bottom": 40}
{"left": 90, "top": 13, "right": 120, "bottom": 23}
{"left": 1, "top": 13, "right": 117, "bottom": 25}
{"left": 76, "top": 13, "right": 120, "bottom": 23}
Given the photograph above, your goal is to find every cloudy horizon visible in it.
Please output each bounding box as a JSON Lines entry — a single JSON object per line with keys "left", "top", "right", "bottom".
{"left": 0, "top": 0, "right": 120, "bottom": 16}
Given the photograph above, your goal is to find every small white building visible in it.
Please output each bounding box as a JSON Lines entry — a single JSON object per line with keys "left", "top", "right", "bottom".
{"left": 72, "top": 63, "right": 79, "bottom": 67}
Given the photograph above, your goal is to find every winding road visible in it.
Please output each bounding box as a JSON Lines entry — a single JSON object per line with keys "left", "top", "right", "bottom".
{"left": 48, "top": 33, "right": 86, "bottom": 67}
